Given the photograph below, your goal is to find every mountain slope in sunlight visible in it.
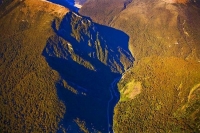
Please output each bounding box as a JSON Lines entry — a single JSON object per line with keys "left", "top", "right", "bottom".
{"left": 111, "top": 0, "right": 200, "bottom": 132}
{"left": 0, "top": 0, "right": 68, "bottom": 132}
{"left": 79, "top": 0, "right": 132, "bottom": 25}
{"left": 80, "top": 0, "right": 200, "bottom": 132}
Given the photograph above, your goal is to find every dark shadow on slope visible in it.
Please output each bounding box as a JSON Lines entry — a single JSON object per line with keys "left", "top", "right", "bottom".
{"left": 53, "top": 12, "right": 134, "bottom": 72}
{"left": 0, "top": 0, "right": 24, "bottom": 19}
{"left": 95, "top": 23, "right": 134, "bottom": 71}
{"left": 42, "top": 12, "right": 134, "bottom": 132}
{"left": 95, "top": 23, "right": 130, "bottom": 48}
{"left": 42, "top": 48, "right": 120, "bottom": 132}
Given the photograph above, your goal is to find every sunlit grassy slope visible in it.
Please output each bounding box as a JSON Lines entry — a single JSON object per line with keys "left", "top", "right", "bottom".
{"left": 110, "top": 0, "right": 200, "bottom": 132}
{"left": 80, "top": 0, "right": 200, "bottom": 132}
{"left": 115, "top": 57, "right": 200, "bottom": 132}
{"left": 79, "top": 0, "right": 133, "bottom": 25}
{"left": 0, "top": 0, "right": 68, "bottom": 132}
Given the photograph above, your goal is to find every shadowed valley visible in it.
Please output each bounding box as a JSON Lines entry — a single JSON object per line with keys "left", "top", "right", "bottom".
{"left": 42, "top": 11, "right": 133, "bottom": 132}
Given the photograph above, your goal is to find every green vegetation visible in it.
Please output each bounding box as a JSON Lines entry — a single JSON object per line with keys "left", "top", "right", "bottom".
{"left": 109, "top": 0, "right": 200, "bottom": 132}
{"left": 1, "top": 0, "right": 200, "bottom": 132}
{"left": 0, "top": 0, "right": 68, "bottom": 132}
{"left": 114, "top": 56, "right": 200, "bottom": 132}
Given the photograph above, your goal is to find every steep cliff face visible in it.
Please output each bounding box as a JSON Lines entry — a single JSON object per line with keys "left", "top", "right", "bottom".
{"left": 42, "top": 11, "right": 133, "bottom": 132}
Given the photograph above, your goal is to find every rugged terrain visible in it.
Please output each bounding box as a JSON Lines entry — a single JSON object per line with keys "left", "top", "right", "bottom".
{"left": 81, "top": 0, "right": 200, "bottom": 132}
{"left": 1, "top": 0, "right": 200, "bottom": 132}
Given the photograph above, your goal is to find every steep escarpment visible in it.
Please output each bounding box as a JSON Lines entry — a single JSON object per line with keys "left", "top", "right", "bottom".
{"left": 42, "top": 11, "right": 133, "bottom": 132}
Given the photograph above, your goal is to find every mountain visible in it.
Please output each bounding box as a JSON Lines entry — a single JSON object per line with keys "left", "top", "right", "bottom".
{"left": 79, "top": 0, "right": 133, "bottom": 25}
{"left": 80, "top": 0, "right": 200, "bottom": 132}
{"left": 0, "top": 0, "right": 69, "bottom": 132}
{"left": 0, "top": 0, "right": 133, "bottom": 132}
{"left": 1, "top": 0, "right": 200, "bottom": 132}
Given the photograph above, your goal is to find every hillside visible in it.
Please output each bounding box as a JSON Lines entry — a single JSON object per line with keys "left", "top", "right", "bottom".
{"left": 112, "top": 0, "right": 200, "bottom": 132}
{"left": 79, "top": 0, "right": 133, "bottom": 25}
{"left": 0, "top": 0, "right": 69, "bottom": 132}
{"left": 1, "top": 0, "right": 200, "bottom": 132}
{"left": 80, "top": 0, "right": 200, "bottom": 132}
